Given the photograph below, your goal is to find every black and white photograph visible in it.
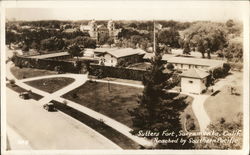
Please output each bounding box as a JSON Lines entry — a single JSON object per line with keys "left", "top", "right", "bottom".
{"left": 1, "top": 1, "right": 249, "bottom": 155}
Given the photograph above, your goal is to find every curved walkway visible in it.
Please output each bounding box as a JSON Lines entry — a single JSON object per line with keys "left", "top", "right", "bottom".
{"left": 181, "top": 93, "right": 210, "bottom": 131}
{"left": 6, "top": 61, "right": 153, "bottom": 148}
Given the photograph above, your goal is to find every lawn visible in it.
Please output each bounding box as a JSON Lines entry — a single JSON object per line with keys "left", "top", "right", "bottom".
{"left": 11, "top": 66, "right": 58, "bottom": 80}
{"left": 25, "top": 77, "right": 75, "bottom": 93}
{"left": 204, "top": 73, "right": 243, "bottom": 123}
{"left": 52, "top": 100, "right": 140, "bottom": 149}
{"left": 63, "top": 81, "right": 142, "bottom": 128}
{"left": 63, "top": 81, "right": 196, "bottom": 130}
{"left": 6, "top": 83, "right": 43, "bottom": 100}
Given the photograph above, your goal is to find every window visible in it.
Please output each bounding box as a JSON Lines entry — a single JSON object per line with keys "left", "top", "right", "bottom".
{"left": 189, "top": 80, "right": 193, "bottom": 84}
{"left": 181, "top": 64, "right": 183, "bottom": 68}
{"left": 111, "top": 59, "right": 113, "bottom": 63}
{"left": 189, "top": 65, "right": 191, "bottom": 69}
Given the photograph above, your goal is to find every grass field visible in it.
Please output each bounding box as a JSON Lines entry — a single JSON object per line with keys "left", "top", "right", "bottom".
{"left": 25, "top": 77, "right": 75, "bottom": 93}
{"left": 63, "top": 81, "right": 142, "bottom": 128}
{"left": 52, "top": 100, "right": 140, "bottom": 149}
{"left": 63, "top": 81, "right": 196, "bottom": 129}
{"left": 11, "top": 66, "right": 58, "bottom": 80}
{"left": 204, "top": 72, "right": 243, "bottom": 123}
{"left": 6, "top": 83, "right": 43, "bottom": 100}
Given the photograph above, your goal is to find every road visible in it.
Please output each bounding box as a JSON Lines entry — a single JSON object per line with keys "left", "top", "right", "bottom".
{"left": 6, "top": 88, "right": 121, "bottom": 150}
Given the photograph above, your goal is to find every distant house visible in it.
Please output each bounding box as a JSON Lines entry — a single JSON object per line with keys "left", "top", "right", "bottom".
{"left": 180, "top": 68, "right": 209, "bottom": 94}
{"left": 98, "top": 48, "right": 146, "bottom": 66}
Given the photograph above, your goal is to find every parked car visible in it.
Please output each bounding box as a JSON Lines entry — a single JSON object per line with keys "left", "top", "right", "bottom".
{"left": 19, "top": 92, "right": 30, "bottom": 100}
{"left": 43, "top": 102, "right": 56, "bottom": 112}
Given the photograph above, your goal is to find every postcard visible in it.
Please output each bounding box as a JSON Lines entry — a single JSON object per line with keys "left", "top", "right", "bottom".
{"left": 1, "top": 1, "right": 249, "bottom": 155}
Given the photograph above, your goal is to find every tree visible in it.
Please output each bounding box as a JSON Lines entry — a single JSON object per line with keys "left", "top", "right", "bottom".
{"left": 68, "top": 44, "right": 82, "bottom": 61}
{"left": 107, "top": 37, "right": 114, "bottom": 46}
{"left": 197, "top": 40, "right": 205, "bottom": 58}
{"left": 128, "top": 50, "right": 190, "bottom": 149}
{"left": 224, "top": 39, "right": 243, "bottom": 62}
{"left": 6, "top": 30, "right": 16, "bottom": 48}
{"left": 158, "top": 28, "right": 180, "bottom": 48}
{"left": 226, "top": 19, "right": 234, "bottom": 28}
{"left": 182, "top": 41, "right": 191, "bottom": 55}
{"left": 183, "top": 22, "right": 227, "bottom": 58}
{"left": 98, "top": 33, "right": 109, "bottom": 45}
{"left": 40, "top": 37, "right": 65, "bottom": 51}
{"left": 194, "top": 113, "right": 243, "bottom": 149}
{"left": 67, "top": 36, "right": 96, "bottom": 49}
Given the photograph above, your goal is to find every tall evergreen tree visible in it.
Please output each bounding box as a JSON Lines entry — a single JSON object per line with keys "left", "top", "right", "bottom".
{"left": 128, "top": 50, "right": 192, "bottom": 149}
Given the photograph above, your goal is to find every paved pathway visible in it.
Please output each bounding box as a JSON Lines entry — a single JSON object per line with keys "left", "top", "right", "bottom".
{"left": 6, "top": 61, "right": 153, "bottom": 148}
{"left": 6, "top": 88, "right": 121, "bottom": 150}
{"left": 181, "top": 72, "right": 238, "bottom": 131}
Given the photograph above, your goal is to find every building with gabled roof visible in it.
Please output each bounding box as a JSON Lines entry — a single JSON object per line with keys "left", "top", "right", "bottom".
{"left": 180, "top": 68, "right": 210, "bottom": 94}
{"left": 98, "top": 48, "right": 146, "bottom": 66}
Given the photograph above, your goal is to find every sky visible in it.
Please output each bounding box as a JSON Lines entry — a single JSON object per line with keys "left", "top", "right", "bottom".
{"left": 5, "top": 1, "right": 247, "bottom": 22}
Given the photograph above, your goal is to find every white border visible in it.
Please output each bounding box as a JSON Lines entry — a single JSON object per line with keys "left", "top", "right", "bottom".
{"left": 1, "top": 1, "right": 249, "bottom": 155}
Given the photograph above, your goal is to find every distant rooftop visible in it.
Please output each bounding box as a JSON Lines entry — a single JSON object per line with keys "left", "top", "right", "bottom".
{"left": 143, "top": 53, "right": 176, "bottom": 60}
{"left": 94, "top": 48, "right": 117, "bottom": 53}
{"left": 28, "top": 52, "right": 69, "bottom": 59}
{"left": 180, "top": 68, "right": 209, "bottom": 79}
{"left": 94, "top": 48, "right": 146, "bottom": 58}
{"left": 167, "top": 56, "right": 225, "bottom": 67}
{"left": 106, "top": 48, "right": 146, "bottom": 58}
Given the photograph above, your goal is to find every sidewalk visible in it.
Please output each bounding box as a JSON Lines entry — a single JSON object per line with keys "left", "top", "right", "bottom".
{"left": 6, "top": 61, "right": 153, "bottom": 148}
{"left": 6, "top": 125, "right": 32, "bottom": 150}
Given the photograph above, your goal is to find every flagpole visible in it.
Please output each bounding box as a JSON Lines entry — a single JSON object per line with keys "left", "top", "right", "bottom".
{"left": 153, "top": 20, "right": 156, "bottom": 54}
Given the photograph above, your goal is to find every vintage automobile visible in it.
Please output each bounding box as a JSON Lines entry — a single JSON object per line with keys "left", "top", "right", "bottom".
{"left": 19, "top": 92, "right": 30, "bottom": 100}
{"left": 43, "top": 102, "right": 56, "bottom": 112}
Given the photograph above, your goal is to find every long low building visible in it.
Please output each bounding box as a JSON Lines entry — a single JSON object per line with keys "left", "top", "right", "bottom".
{"left": 28, "top": 52, "right": 71, "bottom": 60}
{"left": 165, "top": 56, "right": 225, "bottom": 71}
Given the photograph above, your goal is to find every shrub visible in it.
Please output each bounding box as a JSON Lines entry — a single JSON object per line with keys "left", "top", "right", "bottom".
{"left": 222, "top": 63, "right": 231, "bottom": 75}
{"left": 9, "top": 79, "right": 16, "bottom": 86}
{"left": 63, "top": 100, "right": 68, "bottom": 105}
{"left": 186, "top": 117, "right": 196, "bottom": 131}
{"left": 212, "top": 67, "right": 223, "bottom": 79}
{"left": 166, "top": 63, "right": 174, "bottom": 70}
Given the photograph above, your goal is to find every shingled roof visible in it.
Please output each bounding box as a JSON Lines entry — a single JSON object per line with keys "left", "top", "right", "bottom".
{"left": 180, "top": 68, "right": 209, "bottom": 79}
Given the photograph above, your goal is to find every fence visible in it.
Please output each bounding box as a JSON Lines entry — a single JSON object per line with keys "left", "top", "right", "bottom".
{"left": 12, "top": 56, "right": 78, "bottom": 73}
{"left": 12, "top": 56, "right": 151, "bottom": 81}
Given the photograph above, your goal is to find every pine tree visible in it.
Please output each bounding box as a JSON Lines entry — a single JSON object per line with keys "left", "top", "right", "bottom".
{"left": 128, "top": 50, "right": 192, "bottom": 149}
